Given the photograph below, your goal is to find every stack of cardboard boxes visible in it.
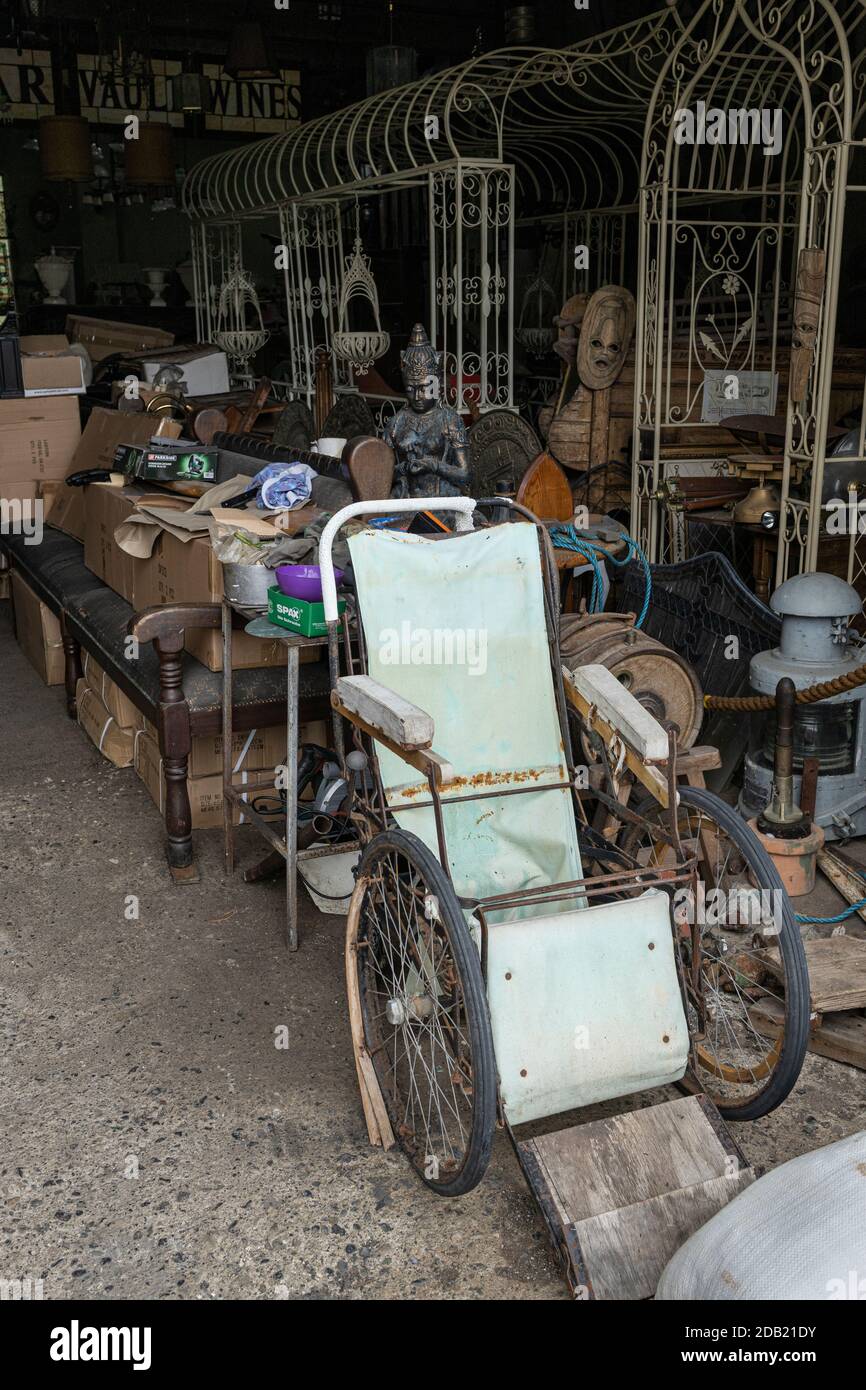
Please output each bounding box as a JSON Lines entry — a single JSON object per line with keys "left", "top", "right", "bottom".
{"left": 75, "top": 648, "right": 328, "bottom": 826}
{"left": 3, "top": 328, "right": 328, "bottom": 829}
{"left": 3, "top": 333, "right": 84, "bottom": 688}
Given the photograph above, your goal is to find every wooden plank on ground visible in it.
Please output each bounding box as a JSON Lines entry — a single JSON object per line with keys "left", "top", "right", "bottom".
{"left": 817, "top": 847, "right": 866, "bottom": 927}
{"left": 751, "top": 996, "right": 866, "bottom": 1071}
{"left": 762, "top": 936, "right": 866, "bottom": 1014}
{"left": 518, "top": 1095, "right": 752, "bottom": 1300}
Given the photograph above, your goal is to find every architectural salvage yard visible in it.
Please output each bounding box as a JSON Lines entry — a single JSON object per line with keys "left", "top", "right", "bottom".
{"left": 2, "top": 0, "right": 866, "bottom": 1337}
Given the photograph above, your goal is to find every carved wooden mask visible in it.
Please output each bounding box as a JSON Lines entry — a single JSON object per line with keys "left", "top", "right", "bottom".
{"left": 577, "top": 285, "right": 636, "bottom": 390}
{"left": 790, "top": 247, "right": 825, "bottom": 405}
{"left": 553, "top": 292, "right": 590, "bottom": 366}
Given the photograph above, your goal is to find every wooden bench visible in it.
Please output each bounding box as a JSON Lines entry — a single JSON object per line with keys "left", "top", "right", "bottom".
{"left": 1, "top": 529, "right": 331, "bottom": 881}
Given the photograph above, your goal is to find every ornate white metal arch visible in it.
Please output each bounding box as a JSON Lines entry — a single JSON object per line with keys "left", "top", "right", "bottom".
{"left": 632, "top": 0, "right": 866, "bottom": 590}
{"left": 183, "top": 9, "right": 684, "bottom": 409}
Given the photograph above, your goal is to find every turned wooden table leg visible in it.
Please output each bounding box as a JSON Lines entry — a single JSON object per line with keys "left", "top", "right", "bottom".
{"left": 60, "top": 613, "right": 82, "bottom": 718}
{"left": 155, "top": 631, "right": 199, "bottom": 884}
{"left": 130, "top": 603, "right": 222, "bottom": 884}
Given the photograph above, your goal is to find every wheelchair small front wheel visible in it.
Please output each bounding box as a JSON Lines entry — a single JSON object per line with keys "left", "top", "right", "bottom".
{"left": 348, "top": 828, "right": 497, "bottom": 1196}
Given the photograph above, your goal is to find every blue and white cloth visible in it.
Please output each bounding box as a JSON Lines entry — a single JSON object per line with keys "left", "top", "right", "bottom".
{"left": 252, "top": 462, "right": 317, "bottom": 510}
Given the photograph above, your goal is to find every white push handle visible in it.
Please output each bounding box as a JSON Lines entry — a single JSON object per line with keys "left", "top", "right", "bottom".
{"left": 319, "top": 497, "right": 477, "bottom": 621}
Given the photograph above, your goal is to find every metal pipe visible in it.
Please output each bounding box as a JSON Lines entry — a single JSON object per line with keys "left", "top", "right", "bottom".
{"left": 757, "top": 675, "right": 810, "bottom": 837}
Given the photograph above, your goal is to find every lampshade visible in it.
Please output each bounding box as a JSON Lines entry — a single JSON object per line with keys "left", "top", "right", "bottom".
{"left": 39, "top": 116, "right": 93, "bottom": 181}
{"left": 171, "top": 71, "right": 210, "bottom": 113}
{"left": 125, "top": 123, "right": 174, "bottom": 186}
{"left": 225, "top": 21, "right": 280, "bottom": 80}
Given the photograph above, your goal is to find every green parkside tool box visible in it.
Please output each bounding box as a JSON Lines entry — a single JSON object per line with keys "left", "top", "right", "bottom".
{"left": 267, "top": 585, "right": 345, "bottom": 637}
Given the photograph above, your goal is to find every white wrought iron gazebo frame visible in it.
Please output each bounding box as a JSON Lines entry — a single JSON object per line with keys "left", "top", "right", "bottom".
{"left": 183, "top": 0, "right": 866, "bottom": 590}
{"left": 181, "top": 7, "right": 684, "bottom": 414}
{"left": 632, "top": 0, "right": 866, "bottom": 590}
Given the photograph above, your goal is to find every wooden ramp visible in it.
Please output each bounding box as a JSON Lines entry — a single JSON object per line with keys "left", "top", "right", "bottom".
{"left": 515, "top": 1095, "right": 753, "bottom": 1300}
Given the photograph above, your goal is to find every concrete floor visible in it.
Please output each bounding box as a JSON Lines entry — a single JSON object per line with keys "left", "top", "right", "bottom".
{"left": 2, "top": 602, "right": 865, "bottom": 1301}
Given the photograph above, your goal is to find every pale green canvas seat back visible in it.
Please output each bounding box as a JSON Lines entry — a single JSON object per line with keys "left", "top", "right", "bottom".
{"left": 348, "top": 522, "right": 689, "bottom": 1124}
{"left": 348, "top": 523, "right": 581, "bottom": 908}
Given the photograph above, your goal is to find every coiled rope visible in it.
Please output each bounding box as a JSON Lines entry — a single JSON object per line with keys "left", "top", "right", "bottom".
{"left": 549, "top": 525, "right": 652, "bottom": 629}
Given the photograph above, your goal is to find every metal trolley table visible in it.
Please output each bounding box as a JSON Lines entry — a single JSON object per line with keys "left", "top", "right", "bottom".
{"left": 220, "top": 600, "right": 357, "bottom": 950}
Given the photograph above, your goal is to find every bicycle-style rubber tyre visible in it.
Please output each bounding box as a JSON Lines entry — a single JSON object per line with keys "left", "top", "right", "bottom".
{"left": 619, "top": 785, "right": 810, "bottom": 1121}
{"left": 349, "top": 828, "right": 497, "bottom": 1195}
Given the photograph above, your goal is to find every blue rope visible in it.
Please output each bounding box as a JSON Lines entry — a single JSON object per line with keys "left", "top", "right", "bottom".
{"left": 796, "top": 900, "right": 866, "bottom": 924}
{"left": 549, "top": 524, "right": 652, "bottom": 628}
{"left": 796, "top": 864, "right": 866, "bottom": 924}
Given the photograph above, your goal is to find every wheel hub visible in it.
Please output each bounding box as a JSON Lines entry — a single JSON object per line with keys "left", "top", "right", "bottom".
{"left": 385, "top": 998, "right": 406, "bottom": 1026}
{"left": 385, "top": 993, "right": 435, "bottom": 1026}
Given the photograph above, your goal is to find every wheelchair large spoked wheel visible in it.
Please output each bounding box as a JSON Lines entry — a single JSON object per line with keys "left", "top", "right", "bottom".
{"left": 618, "top": 786, "right": 810, "bottom": 1121}
{"left": 349, "top": 828, "right": 497, "bottom": 1196}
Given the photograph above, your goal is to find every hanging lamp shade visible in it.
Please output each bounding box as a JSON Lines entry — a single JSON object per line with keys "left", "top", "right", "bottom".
{"left": 125, "top": 123, "right": 174, "bottom": 186}
{"left": 224, "top": 22, "right": 280, "bottom": 80}
{"left": 39, "top": 116, "right": 93, "bottom": 181}
{"left": 171, "top": 71, "right": 210, "bottom": 114}
{"left": 365, "top": 46, "right": 417, "bottom": 96}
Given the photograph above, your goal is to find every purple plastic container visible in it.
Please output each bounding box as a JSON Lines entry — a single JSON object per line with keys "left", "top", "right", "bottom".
{"left": 275, "top": 564, "right": 344, "bottom": 602}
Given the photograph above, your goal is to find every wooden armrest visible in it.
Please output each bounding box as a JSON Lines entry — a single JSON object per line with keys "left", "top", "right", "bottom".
{"left": 129, "top": 602, "right": 222, "bottom": 645}
{"left": 563, "top": 664, "right": 670, "bottom": 807}
{"left": 330, "top": 691, "right": 453, "bottom": 788}
{"left": 335, "top": 674, "right": 434, "bottom": 750}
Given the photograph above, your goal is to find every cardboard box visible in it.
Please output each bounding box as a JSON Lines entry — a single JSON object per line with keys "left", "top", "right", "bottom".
{"left": 10, "top": 569, "right": 64, "bottom": 685}
{"left": 141, "top": 716, "right": 288, "bottom": 779}
{"left": 19, "top": 336, "right": 86, "bottom": 396}
{"left": 66, "top": 315, "right": 173, "bottom": 364}
{"left": 75, "top": 678, "right": 136, "bottom": 768}
{"left": 81, "top": 650, "right": 144, "bottom": 732}
{"left": 134, "top": 719, "right": 330, "bottom": 829}
{"left": 81, "top": 480, "right": 293, "bottom": 669}
{"left": 0, "top": 395, "right": 81, "bottom": 502}
{"left": 40, "top": 478, "right": 85, "bottom": 542}
{"left": 83, "top": 482, "right": 143, "bottom": 601}
{"left": 267, "top": 586, "right": 344, "bottom": 637}
{"left": 133, "top": 728, "right": 247, "bottom": 829}
{"left": 141, "top": 346, "right": 229, "bottom": 397}
{"left": 57, "top": 409, "right": 170, "bottom": 554}
{"left": 71, "top": 406, "right": 179, "bottom": 476}
{"left": 133, "top": 529, "right": 301, "bottom": 671}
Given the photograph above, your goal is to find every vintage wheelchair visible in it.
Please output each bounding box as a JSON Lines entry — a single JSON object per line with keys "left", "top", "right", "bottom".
{"left": 318, "top": 497, "right": 810, "bottom": 1200}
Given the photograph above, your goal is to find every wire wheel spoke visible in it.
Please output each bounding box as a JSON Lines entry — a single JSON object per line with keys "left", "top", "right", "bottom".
{"left": 353, "top": 831, "right": 494, "bottom": 1192}
{"left": 618, "top": 785, "right": 809, "bottom": 1119}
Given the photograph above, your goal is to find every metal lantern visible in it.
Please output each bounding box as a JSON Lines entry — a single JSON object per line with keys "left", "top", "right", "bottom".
{"left": 225, "top": 22, "right": 280, "bottom": 80}
{"left": 739, "top": 573, "right": 866, "bottom": 842}
{"left": 125, "top": 123, "right": 174, "bottom": 186}
{"left": 171, "top": 71, "right": 210, "bottom": 114}
{"left": 505, "top": 5, "right": 536, "bottom": 43}
{"left": 366, "top": 46, "right": 417, "bottom": 96}
{"left": 39, "top": 116, "right": 93, "bottom": 182}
